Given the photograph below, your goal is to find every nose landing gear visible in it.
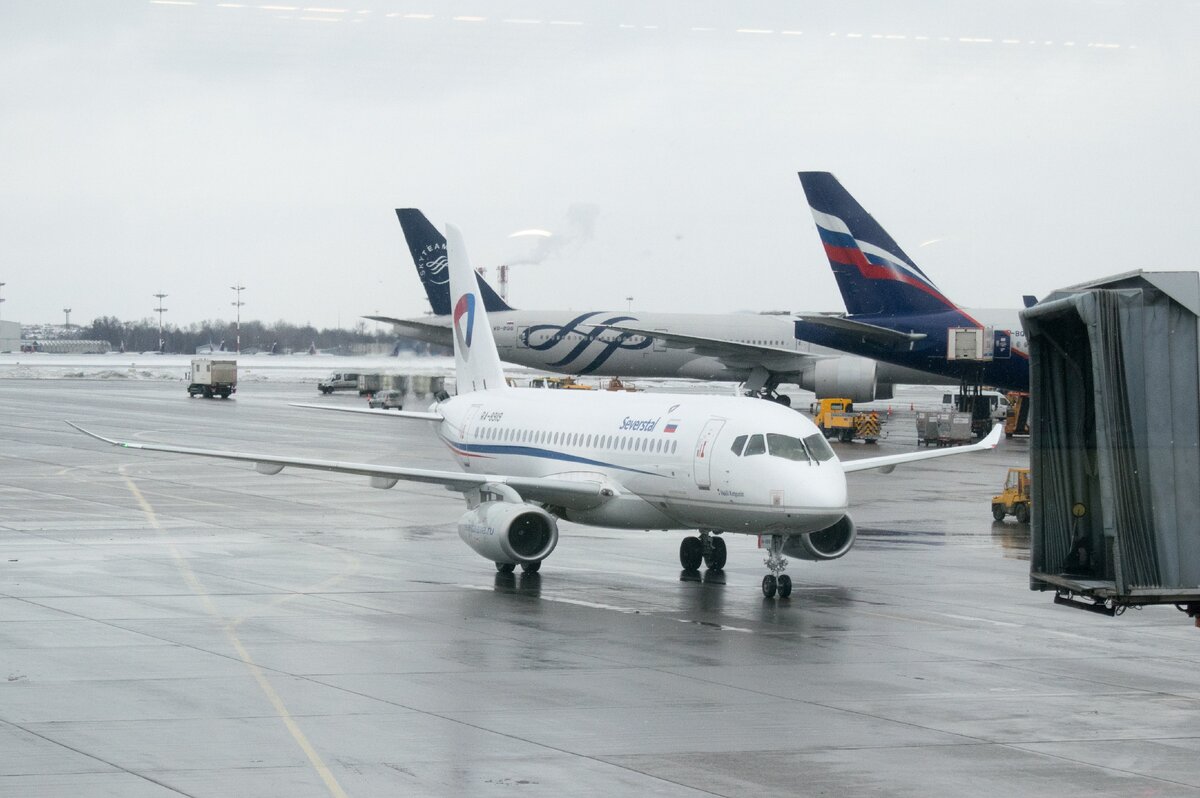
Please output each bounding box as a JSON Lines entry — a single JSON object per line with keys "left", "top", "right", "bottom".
{"left": 761, "top": 534, "right": 792, "bottom": 599}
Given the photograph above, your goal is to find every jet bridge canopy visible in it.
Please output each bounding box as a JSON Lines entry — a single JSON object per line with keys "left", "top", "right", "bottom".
{"left": 1020, "top": 271, "right": 1200, "bottom": 619}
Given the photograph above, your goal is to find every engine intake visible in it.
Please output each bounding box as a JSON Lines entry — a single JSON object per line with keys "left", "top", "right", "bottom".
{"left": 803, "top": 357, "right": 879, "bottom": 403}
{"left": 458, "top": 502, "right": 559, "bottom": 565}
{"left": 783, "top": 515, "right": 856, "bottom": 561}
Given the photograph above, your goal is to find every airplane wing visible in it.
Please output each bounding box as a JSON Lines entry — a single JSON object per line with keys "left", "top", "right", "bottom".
{"left": 66, "top": 422, "right": 614, "bottom": 510}
{"left": 793, "top": 314, "right": 927, "bottom": 348}
{"left": 840, "top": 424, "right": 1002, "bottom": 474}
{"left": 289, "top": 403, "right": 444, "bottom": 421}
{"left": 364, "top": 315, "right": 452, "bottom": 347}
{"left": 580, "top": 323, "right": 811, "bottom": 373}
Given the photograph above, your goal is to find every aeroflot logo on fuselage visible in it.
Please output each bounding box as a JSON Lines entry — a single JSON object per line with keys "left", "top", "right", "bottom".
{"left": 620, "top": 416, "right": 659, "bottom": 432}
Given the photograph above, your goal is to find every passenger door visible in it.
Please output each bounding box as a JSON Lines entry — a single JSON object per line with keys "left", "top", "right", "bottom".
{"left": 693, "top": 418, "right": 726, "bottom": 490}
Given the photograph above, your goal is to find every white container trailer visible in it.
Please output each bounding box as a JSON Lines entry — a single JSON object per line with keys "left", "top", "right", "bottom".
{"left": 187, "top": 358, "right": 237, "bottom": 399}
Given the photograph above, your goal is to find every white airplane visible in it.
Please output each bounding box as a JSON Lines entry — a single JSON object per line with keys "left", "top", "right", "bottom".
{"left": 369, "top": 209, "right": 946, "bottom": 404}
{"left": 70, "top": 225, "right": 1002, "bottom": 599}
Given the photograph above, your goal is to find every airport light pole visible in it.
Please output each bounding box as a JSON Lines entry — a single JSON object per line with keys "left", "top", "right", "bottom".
{"left": 154, "top": 293, "right": 168, "bottom": 353}
{"left": 230, "top": 283, "right": 245, "bottom": 354}
{"left": 626, "top": 296, "right": 634, "bottom": 311}
{"left": 0, "top": 282, "right": 6, "bottom": 322}
{"left": 62, "top": 307, "right": 71, "bottom": 328}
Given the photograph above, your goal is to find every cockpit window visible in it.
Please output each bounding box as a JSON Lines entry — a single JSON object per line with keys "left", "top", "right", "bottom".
{"left": 802, "top": 433, "right": 835, "bottom": 462}
{"left": 743, "top": 434, "right": 766, "bottom": 456}
{"left": 766, "top": 433, "right": 811, "bottom": 462}
{"left": 730, "top": 435, "right": 748, "bottom": 456}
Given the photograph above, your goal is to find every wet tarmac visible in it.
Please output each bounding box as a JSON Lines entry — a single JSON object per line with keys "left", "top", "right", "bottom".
{"left": 2, "top": 379, "right": 1198, "bottom": 797}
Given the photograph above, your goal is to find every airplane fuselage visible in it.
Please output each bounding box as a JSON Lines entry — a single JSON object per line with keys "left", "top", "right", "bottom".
{"left": 795, "top": 307, "right": 1029, "bottom": 392}
{"left": 433, "top": 388, "right": 848, "bottom": 534}
{"left": 399, "top": 309, "right": 942, "bottom": 390}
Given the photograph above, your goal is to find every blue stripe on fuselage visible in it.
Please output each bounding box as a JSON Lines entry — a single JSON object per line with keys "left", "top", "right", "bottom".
{"left": 441, "top": 437, "right": 664, "bottom": 476}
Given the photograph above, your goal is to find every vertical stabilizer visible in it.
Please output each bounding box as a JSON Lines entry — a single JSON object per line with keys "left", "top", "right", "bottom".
{"left": 798, "top": 172, "right": 956, "bottom": 317}
{"left": 397, "top": 209, "right": 512, "bottom": 315}
{"left": 446, "top": 224, "right": 508, "bottom": 393}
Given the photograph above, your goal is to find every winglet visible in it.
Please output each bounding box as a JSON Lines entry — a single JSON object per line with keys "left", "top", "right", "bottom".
{"left": 840, "top": 423, "right": 1003, "bottom": 474}
{"left": 65, "top": 421, "right": 127, "bottom": 447}
{"left": 980, "top": 422, "right": 1003, "bottom": 449}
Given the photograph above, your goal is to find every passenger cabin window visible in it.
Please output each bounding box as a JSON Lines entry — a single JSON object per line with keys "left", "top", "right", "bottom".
{"left": 743, "top": 434, "right": 766, "bottom": 456}
{"left": 766, "top": 433, "right": 811, "bottom": 462}
{"left": 730, "top": 434, "right": 748, "bottom": 456}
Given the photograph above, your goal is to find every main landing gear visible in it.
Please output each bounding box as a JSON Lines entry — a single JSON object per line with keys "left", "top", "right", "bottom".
{"left": 742, "top": 368, "right": 792, "bottom": 407}
{"left": 679, "top": 530, "right": 727, "bottom": 571}
{"left": 760, "top": 534, "right": 792, "bottom": 599}
{"left": 495, "top": 561, "right": 541, "bottom": 574}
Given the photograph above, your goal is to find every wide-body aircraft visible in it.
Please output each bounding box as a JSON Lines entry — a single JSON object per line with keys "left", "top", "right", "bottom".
{"left": 368, "top": 210, "right": 944, "bottom": 404}
{"left": 72, "top": 225, "right": 1001, "bottom": 599}
{"left": 792, "top": 172, "right": 1029, "bottom": 392}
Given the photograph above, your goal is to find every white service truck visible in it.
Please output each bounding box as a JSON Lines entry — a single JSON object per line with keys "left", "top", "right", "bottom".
{"left": 187, "top": 358, "right": 237, "bottom": 399}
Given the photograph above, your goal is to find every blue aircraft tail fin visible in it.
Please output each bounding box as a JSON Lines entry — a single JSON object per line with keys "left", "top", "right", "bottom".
{"left": 797, "top": 172, "right": 957, "bottom": 317}
{"left": 396, "top": 209, "right": 512, "bottom": 315}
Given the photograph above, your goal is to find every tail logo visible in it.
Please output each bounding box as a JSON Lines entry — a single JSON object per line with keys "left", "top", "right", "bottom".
{"left": 453, "top": 293, "right": 476, "bottom": 353}
{"left": 417, "top": 244, "right": 449, "bottom": 286}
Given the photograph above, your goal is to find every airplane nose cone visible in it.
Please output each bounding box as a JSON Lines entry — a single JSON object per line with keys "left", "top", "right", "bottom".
{"left": 799, "top": 463, "right": 848, "bottom": 515}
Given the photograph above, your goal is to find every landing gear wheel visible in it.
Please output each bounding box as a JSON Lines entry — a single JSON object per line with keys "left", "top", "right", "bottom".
{"left": 703, "top": 536, "right": 727, "bottom": 570}
{"left": 1015, "top": 503, "right": 1030, "bottom": 524}
{"left": 992, "top": 504, "right": 1006, "bottom": 522}
{"left": 521, "top": 561, "right": 541, "bottom": 574}
{"left": 680, "top": 536, "right": 703, "bottom": 570}
{"left": 762, "top": 574, "right": 778, "bottom": 598}
{"left": 495, "top": 562, "right": 516, "bottom": 573}
{"left": 775, "top": 394, "right": 791, "bottom": 407}
{"left": 777, "top": 574, "right": 792, "bottom": 598}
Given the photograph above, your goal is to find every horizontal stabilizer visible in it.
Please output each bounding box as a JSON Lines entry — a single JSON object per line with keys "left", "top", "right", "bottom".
{"left": 364, "top": 315, "right": 452, "bottom": 347}
{"left": 793, "top": 314, "right": 926, "bottom": 348}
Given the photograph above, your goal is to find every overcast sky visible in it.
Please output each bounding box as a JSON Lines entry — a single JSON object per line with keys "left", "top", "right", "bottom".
{"left": 2, "top": 1, "right": 1196, "bottom": 329}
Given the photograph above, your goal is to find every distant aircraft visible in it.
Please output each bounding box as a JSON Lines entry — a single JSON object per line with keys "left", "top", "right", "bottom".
{"left": 367, "top": 209, "right": 945, "bottom": 404}
{"left": 793, "top": 172, "right": 1028, "bottom": 392}
{"left": 71, "top": 224, "right": 1002, "bottom": 599}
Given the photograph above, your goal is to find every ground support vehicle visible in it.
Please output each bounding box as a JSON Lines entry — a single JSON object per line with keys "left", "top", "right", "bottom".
{"left": 1005, "top": 392, "right": 1030, "bottom": 437}
{"left": 812, "top": 398, "right": 881, "bottom": 443}
{"left": 916, "top": 410, "right": 974, "bottom": 447}
{"left": 368, "top": 390, "right": 404, "bottom": 410}
{"left": 187, "top": 358, "right": 237, "bottom": 399}
{"left": 318, "top": 372, "right": 359, "bottom": 394}
{"left": 528, "top": 376, "right": 593, "bottom": 390}
{"left": 992, "top": 467, "right": 1031, "bottom": 523}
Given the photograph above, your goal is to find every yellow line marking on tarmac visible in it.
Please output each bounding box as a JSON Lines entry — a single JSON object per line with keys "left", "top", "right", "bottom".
{"left": 121, "top": 474, "right": 350, "bottom": 798}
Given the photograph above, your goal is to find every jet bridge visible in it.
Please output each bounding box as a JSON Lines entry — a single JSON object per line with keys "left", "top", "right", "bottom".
{"left": 1020, "top": 271, "right": 1200, "bottom": 622}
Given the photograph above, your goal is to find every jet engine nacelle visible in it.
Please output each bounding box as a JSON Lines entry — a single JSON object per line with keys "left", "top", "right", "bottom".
{"left": 457, "top": 501, "right": 559, "bottom": 565}
{"left": 807, "top": 357, "right": 879, "bottom": 403}
{"left": 783, "top": 515, "right": 856, "bottom": 561}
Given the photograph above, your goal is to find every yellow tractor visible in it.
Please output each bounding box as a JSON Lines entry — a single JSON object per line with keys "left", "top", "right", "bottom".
{"left": 812, "top": 398, "right": 881, "bottom": 443}
{"left": 992, "top": 467, "right": 1031, "bottom": 523}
